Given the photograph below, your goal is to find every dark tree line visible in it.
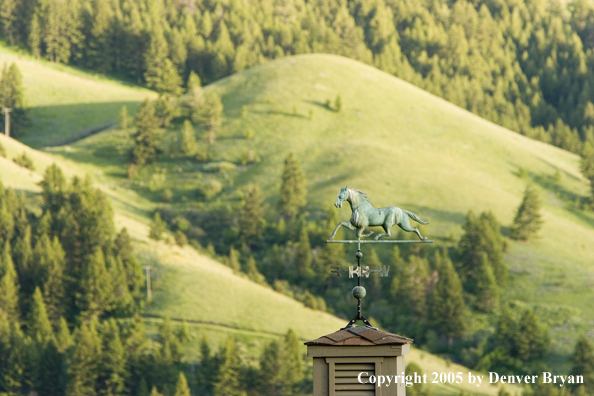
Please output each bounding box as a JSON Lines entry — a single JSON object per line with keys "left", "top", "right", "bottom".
{"left": 0, "top": 164, "right": 314, "bottom": 396}
{"left": 4, "top": 0, "right": 594, "bottom": 153}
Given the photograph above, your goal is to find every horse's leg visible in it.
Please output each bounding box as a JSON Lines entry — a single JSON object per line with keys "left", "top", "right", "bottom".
{"left": 398, "top": 215, "right": 427, "bottom": 240}
{"left": 373, "top": 224, "right": 391, "bottom": 240}
{"left": 356, "top": 226, "right": 373, "bottom": 239}
{"left": 329, "top": 221, "right": 356, "bottom": 240}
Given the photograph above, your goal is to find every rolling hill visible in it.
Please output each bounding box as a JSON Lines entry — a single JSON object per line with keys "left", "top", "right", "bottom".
{"left": 0, "top": 45, "right": 155, "bottom": 148}
{"left": 0, "top": 133, "right": 513, "bottom": 396}
{"left": 9, "top": 50, "right": 594, "bottom": 394}
{"left": 40, "top": 53, "right": 594, "bottom": 370}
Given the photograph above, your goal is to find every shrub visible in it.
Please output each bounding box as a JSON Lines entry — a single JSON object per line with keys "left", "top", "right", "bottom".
{"left": 175, "top": 230, "right": 188, "bottom": 247}
{"left": 160, "top": 189, "right": 173, "bottom": 202}
{"left": 149, "top": 171, "right": 166, "bottom": 192}
{"left": 13, "top": 151, "right": 34, "bottom": 170}
{"left": 196, "top": 179, "right": 223, "bottom": 201}
{"left": 203, "top": 161, "right": 236, "bottom": 173}
{"left": 239, "top": 149, "right": 258, "bottom": 165}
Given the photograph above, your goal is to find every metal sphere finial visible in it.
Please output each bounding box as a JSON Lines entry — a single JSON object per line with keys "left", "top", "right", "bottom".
{"left": 355, "top": 251, "right": 363, "bottom": 259}
{"left": 352, "top": 286, "right": 366, "bottom": 300}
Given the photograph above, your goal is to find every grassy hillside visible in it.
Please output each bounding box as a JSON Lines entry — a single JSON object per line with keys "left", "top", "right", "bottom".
{"left": 40, "top": 53, "right": 594, "bottom": 377}
{"left": 0, "top": 132, "right": 515, "bottom": 395}
{"left": 0, "top": 46, "right": 155, "bottom": 148}
{"left": 11, "top": 48, "right": 594, "bottom": 393}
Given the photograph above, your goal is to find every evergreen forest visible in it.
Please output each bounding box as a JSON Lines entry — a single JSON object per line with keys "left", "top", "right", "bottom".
{"left": 4, "top": 0, "right": 594, "bottom": 152}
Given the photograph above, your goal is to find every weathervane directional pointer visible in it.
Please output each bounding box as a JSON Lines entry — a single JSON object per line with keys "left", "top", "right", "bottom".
{"left": 325, "top": 186, "right": 433, "bottom": 329}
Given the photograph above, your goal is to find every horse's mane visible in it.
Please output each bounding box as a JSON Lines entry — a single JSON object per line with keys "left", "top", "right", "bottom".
{"left": 350, "top": 188, "right": 372, "bottom": 204}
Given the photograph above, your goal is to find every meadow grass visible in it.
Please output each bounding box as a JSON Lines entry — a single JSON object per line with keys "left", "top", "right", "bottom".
{"left": 45, "top": 54, "right": 594, "bottom": 372}
{"left": 5, "top": 52, "right": 591, "bottom": 392}
{"left": 0, "top": 45, "right": 155, "bottom": 148}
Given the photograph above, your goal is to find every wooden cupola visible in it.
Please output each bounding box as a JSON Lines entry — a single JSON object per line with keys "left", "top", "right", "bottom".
{"left": 305, "top": 326, "right": 413, "bottom": 396}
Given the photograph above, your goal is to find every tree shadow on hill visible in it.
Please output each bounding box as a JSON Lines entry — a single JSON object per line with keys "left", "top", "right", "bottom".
{"left": 19, "top": 101, "right": 146, "bottom": 149}
{"left": 250, "top": 109, "right": 309, "bottom": 118}
{"left": 305, "top": 100, "right": 334, "bottom": 111}
{"left": 510, "top": 160, "right": 585, "bottom": 205}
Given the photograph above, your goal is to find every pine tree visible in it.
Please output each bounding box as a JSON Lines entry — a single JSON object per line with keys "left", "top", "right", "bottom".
{"left": 186, "top": 71, "right": 204, "bottom": 120}
{"left": 108, "top": 255, "right": 134, "bottom": 315}
{"left": 66, "top": 320, "right": 102, "bottom": 396}
{"left": 458, "top": 211, "right": 506, "bottom": 289}
{"left": 149, "top": 386, "right": 163, "bottom": 396}
{"left": 196, "top": 336, "right": 218, "bottom": 396}
{"left": 0, "top": 62, "right": 25, "bottom": 134}
{"left": 279, "top": 329, "right": 303, "bottom": 395}
{"left": 144, "top": 26, "right": 168, "bottom": 91}
{"left": 0, "top": 241, "right": 20, "bottom": 324}
{"left": 213, "top": 337, "right": 246, "bottom": 396}
{"left": 28, "top": 12, "right": 41, "bottom": 59}
{"left": 391, "top": 255, "right": 428, "bottom": 318}
{"left": 581, "top": 140, "right": 594, "bottom": 201}
{"left": 0, "top": 321, "right": 26, "bottom": 395}
{"left": 34, "top": 234, "right": 65, "bottom": 318}
{"left": 113, "top": 227, "right": 143, "bottom": 296}
{"left": 40, "top": 163, "right": 67, "bottom": 217}
{"left": 571, "top": 336, "right": 594, "bottom": 389}
{"left": 259, "top": 340, "right": 281, "bottom": 395}
{"left": 278, "top": 153, "right": 307, "bottom": 218}
{"left": 99, "top": 319, "right": 126, "bottom": 396}
{"left": 295, "top": 226, "right": 312, "bottom": 279}
{"left": 38, "top": 338, "right": 65, "bottom": 396}
{"left": 494, "top": 305, "right": 516, "bottom": 354}
{"left": 119, "top": 106, "right": 130, "bottom": 129}
{"left": 180, "top": 120, "right": 197, "bottom": 157}
{"left": 0, "top": 0, "right": 17, "bottom": 46}
{"left": 246, "top": 256, "right": 267, "bottom": 285}
{"left": 511, "top": 185, "right": 543, "bottom": 240}
{"left": 77, "top": 248, "right": 114, "bottom": 320}
{"left": 149, "top": 212, "right": 167, "bottom": 241}
{"left": 86, "top": 0, "right": 113, "bottom": 72}
{"left": 186, "top": 71, "right": 201, "bottom": 93}
{"left": 13, "top": 223, "right": 33, "bottom": 295}
{"left": 334, "top": 94, "right": 342, "bottom": 112}
{"left": 427, "top": 250, "right": 466, "bottom": 344}
{"left": 131, "top": 99, "right": 160, "bottom": 166}
{"left": 174, "top": 372, "right": 190, "bottom": 396}
{"left": 228, "top": 246, "right": 241, "bottom": 271}
{"left": 55, "top": 316, "right": 73, "bottom": 352}
{"left": 27, "top": 287, "right": 53, "bottom": 343}
{"left": 473, "top": 253, "right": 498, "bottom": 312}
{"left": 238, "top": 184, "right": 264, "bottom": 247}
{"left": 515, "top": 309, "right": 549, "bottom": 362}
{"left": 158, "top": 59, "right": 183, "bottom": 97}
{"left": 196, "top": 90, "right": 223, "bottom": 144}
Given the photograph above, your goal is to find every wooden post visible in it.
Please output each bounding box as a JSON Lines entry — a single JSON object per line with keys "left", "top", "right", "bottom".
{"left": 143, "top": 266, "right": 152, "bottom": 300}
{"left": 3, "top": 108, "right": 11, "bottom": 138}
{"left": 306, "top": 327, "right": 413, "bottom": 396}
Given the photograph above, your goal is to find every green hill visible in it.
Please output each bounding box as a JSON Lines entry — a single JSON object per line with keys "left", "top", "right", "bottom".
{"left": 0, "top": 46, "right": 154, "bottom": 148}
{"left": 0, "top": 134, "right": 512, "bottom": 396}
{"left": 42, "top": 53, "right": 594, "bottom": 373}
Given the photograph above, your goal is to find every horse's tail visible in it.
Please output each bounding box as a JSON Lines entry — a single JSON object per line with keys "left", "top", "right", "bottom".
{"left": 404, "top": 210, "right": 429, "bottom": 225}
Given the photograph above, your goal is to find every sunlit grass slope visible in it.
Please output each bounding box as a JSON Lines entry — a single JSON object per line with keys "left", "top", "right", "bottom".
{"left": 204, "top": 54, "right": 594, "bottom": 366}
{"left": 0, "top": 45, "right": 155, "bottom": 148}
{"left": 0, "top": 138, "right": 512, "bottom": 396}
{"left": 53, "top": 54, "right": 594, "bottom": 370}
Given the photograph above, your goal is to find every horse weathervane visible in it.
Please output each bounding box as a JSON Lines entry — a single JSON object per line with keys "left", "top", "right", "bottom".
{"left": 326, "top": 186, "right": 432, "bottom": 329}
